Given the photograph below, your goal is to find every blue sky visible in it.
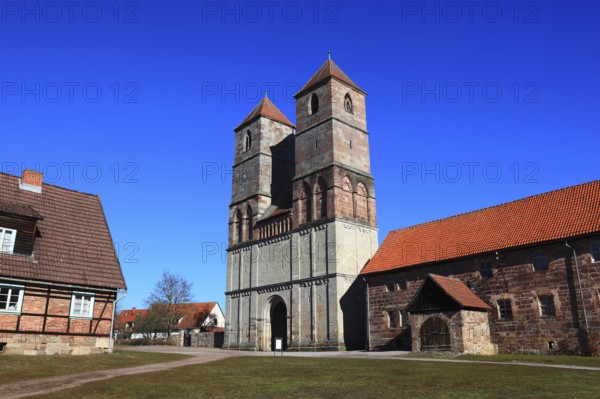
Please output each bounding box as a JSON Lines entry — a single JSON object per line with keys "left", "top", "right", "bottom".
{"left": 2, "top": 0, "right": 599, "bottom": 310}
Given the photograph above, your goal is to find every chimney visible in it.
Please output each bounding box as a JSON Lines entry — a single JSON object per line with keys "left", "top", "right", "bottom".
{"left": 20, "top": 170, "right": 43, "bottom": 193}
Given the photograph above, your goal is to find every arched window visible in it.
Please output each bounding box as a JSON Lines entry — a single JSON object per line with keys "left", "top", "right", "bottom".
{"left": 300, "top": 182, "right": 312, "bottom": 224}
{"left": 355, "top": 182, "right": 368, "bottom": 222}
{"left": 341, "top": 176, "right": 354, "bottom": 219}
{"left": 246, "top": 205, "right": 253, "bottom": 240}
{"left": 310, "top": 93, "right": 319, "bottom": 115}
{"left": 344, "top": 93, "right": 353, "bottom": 114}
{"left": 315, "top": 178, "right": 327, "bottom": 219}
{"left": 235, "top": 209, "right": 243, "bottom": 243}
{"left": 244, "top": 130, "right": 252, "bottom": 151}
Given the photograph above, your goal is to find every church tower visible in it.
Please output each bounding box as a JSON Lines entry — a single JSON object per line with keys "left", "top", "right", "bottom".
{"left": 293, "top": 57, "right": 376, "bottom": 233}
{"left": 224, "top": 58, "right": 378, "bottom": 351}
{"left": 228, "top": 96, "right": 295, "bottom": 246}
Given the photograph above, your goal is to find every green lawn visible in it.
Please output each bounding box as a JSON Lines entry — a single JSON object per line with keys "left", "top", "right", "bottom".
{"left": 32, "top": 356, "right": 600, "bottom": 399}
{"left": 0, "top": 350, "right": 189, "bottom": 384}
{"left": 401, "top": 352, "right": 600, "bottom": 367}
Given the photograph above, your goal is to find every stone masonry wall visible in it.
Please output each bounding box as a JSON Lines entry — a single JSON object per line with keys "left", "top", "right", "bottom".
{"left": 367, "top": 235, "right": 600, "bottom": 354}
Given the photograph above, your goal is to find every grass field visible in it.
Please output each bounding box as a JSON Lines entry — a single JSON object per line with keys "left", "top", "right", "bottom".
{"left": 401, "top": 352, "right": 600, "bottom": 367}
{"left": 31, "top": 356, "right": 600, "bottom": 399}
{"left": 0, "top": 350, "right": 189, "bottom": 384}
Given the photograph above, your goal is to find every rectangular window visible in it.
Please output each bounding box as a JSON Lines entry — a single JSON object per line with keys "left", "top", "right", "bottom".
{"left": 480, "top": 261, "right": 492, "bottom": 278}
{"left": 539, "top": 295, "right": 555, "bottom": 317}
{"left": 591, "top": 243, "right": 600, "bottom": 263}
{"left": 533, "top": 251, "right": 548, "bottom": 271}
{"left": 498, "top": 299, "right": 513, "bottom": 320}
{"left": 70, "top": 293, "right": 95, "bottom": 318}
{"left": 386, "top": 281, "right": 396, "bottom": 292}
{"left": 401, "top": 310, "right": 409, "bottom": 327}
{"left": 387, "top": 310, "right": 398, "bottom": 328}
{"left": 0, "top": 284, "right": 24, "bottom": 313}
{"left": 0, "top": 228, "right": 17, "bottom": 254}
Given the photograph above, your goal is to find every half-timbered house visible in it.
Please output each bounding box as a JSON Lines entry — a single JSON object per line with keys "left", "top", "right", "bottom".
{"left": 0, "top": 170, "right": 126, "bottom": 355}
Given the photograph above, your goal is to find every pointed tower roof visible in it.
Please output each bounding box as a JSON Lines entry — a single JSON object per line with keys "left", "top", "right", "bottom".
{"left": 295, "top": 58, "right": 366, "bottom": 98}
{"left": 234, "top": 97, "right": 295, "bottom": 131}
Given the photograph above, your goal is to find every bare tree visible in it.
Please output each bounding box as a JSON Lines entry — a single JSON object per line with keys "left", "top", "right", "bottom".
{"left": 145, "top": 271, "right": 193, "bottom": 337}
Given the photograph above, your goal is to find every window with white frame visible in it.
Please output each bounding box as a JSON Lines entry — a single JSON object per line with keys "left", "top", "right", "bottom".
{"left": 0, "top": 228, "right": 17, "bottom": 254}
{"left": 0, "top": 284, "right": 24, "bottom": 313}
{"left": 70, "top": 293, "right": 95, "bottom": 318}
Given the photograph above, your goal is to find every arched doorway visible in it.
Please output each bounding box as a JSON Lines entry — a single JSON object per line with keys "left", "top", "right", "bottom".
{"left": 419, "top": 317, "right": 450, "bottom": 351}
{"left": 262, "top": 296, "right": 288, "bottom": 351}
{"left": 270, "top": 302, "right": 287, "bottom": 351}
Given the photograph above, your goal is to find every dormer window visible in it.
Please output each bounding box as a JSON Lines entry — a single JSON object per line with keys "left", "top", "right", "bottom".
{"left": 344, "top": 93, "right": 353, "bottom": 113}
{"left": 244, "top": 130, "right": 252, "bottom": 152}
{"left": 309, "top": 93, "right": 319, "bottom": 115}
{"left": 0, "top": 227, "right": 16, "bottom": 254}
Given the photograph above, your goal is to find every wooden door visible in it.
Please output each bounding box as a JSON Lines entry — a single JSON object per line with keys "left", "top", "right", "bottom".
{"left": 419, "top": 317, "right": 450, "bottom": 351}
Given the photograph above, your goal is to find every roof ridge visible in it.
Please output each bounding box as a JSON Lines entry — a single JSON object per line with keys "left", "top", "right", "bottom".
{"left": 0, "top": 171, "right": 101, "bottom": 198}
{"left": 295, "top": 58, "right": 365, "bottom": 98}
{"left": 234, "top": 97, "right": 295, "bottom": 131}
{"left": 389, "top": 179, "right": 600, "bottom": 235}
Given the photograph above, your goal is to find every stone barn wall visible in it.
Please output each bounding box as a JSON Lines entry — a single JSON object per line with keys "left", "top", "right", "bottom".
{"left": 366, "top": 235, "right": 600, "bottom": 354}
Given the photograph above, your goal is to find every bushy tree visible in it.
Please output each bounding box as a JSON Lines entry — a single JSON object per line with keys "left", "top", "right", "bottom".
{"left": 132, "top": 306, "right": 168, "bottom": 340}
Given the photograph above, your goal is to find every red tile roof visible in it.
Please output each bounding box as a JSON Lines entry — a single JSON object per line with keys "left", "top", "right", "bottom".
{"left": 427, "top": 274, "right": 491, "bottom": 310}
{"left": 0, "top": 172, "right": 126, "bottom": 289}
{"left": 295, "top": 59, "right": 365, "bottom": 98}
{"left": 235, "top": 97, "right": 295, "bottom": 131}
{"left": 175, "top": 302, "right": 218, "bottom": 329}
{"left": 118, "top": 308, "right": 148, "bottom": 323}
{"left": 362, "top": 180, "right": 600, "bottom": 275}
{"left": 118, "top": 302, "right": 219, "bottom": 329}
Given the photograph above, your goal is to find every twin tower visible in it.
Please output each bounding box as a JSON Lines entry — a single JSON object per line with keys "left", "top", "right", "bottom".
{"left": 224, "top": 58, "right": 378, "bottom": 350}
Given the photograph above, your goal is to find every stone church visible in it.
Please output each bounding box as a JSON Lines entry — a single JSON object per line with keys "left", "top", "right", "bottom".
{"left": 224, "top": 58, "right": 378, "bottom": 350}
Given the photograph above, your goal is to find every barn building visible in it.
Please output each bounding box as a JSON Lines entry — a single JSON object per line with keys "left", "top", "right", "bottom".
{"left": 361, "top": 181, "right": 600, "bottom": 355}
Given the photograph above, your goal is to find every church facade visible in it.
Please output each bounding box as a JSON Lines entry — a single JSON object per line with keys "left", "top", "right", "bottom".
{"left": 223, "top": 59, "right": 378, "bottom": 351}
